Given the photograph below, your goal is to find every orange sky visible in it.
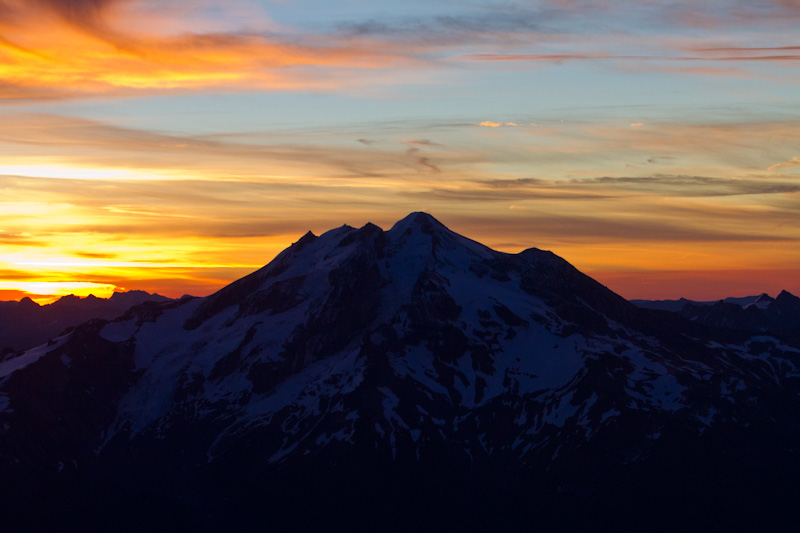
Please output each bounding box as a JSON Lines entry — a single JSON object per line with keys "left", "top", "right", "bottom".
{"left": 0, "top": 0, "right": 798, "bottom": 303}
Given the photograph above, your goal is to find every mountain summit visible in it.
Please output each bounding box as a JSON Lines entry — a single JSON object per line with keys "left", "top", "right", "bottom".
{"left": 1, "top": 213, "right": 799, "bottom": 530}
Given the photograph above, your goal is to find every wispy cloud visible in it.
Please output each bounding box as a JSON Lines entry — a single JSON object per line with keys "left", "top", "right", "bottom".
{"left": 572, "top": 175, "right": 800, "bottom": 197}
{"left": 472, "top": 174, "right": 800, "bottom": 199}
{"left": 2, "top": 112, "right": 797, "bottom": 192}
{"left": 0, "top": 113, "right": 471, "bottom": 179}
{"left": 0, "top": 231, "right": 45, "bottom": 246}
{"left": 457, "top": 50, "right": 800, "bottom": 64}
{"left": 769, "top": 156, "right": 800, "bottom": 171}
{"left": 443, "top": 210, "right": 796, "bottom": 244}
{"left": 336, "top": 10, "right": 545, "bottom": 42}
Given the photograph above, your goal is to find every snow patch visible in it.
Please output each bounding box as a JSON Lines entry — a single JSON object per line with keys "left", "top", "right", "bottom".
{"left": 100, "top": 319, "right": 139, "bottom": 342}
{"left": 0, "top": 336, "right": 67, "bottom": 379}
{"left": 696, "top": 407, "right": 717, "bottom": 427}
{"left": 0, "top": 394, "right": 11, "bottom": 412}
{"left": 600, "top": 409, "right": 620, "bottom": 423}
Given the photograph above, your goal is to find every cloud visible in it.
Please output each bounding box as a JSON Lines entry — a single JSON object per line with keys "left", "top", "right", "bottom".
{"left": 74, "top": 251, "right": 118, "bottom": 259}
{"left": 693, "top": 46, "right": 800, "bottom": 53}
{"left": 404, "top": 187, "right": 606, "bottom": 203}
{"left": 573, "top": 175, "right": 800, "bottom": 197}
{"left": 417, "top": 157, "right": 441, "bottom": 173}
{"left": 0, "top": 0, "right": 797, "bottom": 101}
{"left": 405, "top": 139, "right": 444, "bottom": 147}
{"left": 2, "top": 112, "right": 797, "bottom": 193}
{"left": 0, "top": 1, "right": 431, "bottom": 100}
{"left": 769, "top": 157, "right": 800, "bottom": 171}
{"left": 0, "top": 113, "right": 471, "bottom": 180}
{"left": 440, "top": 211, "right": 797, "bottom": 245}
{"left": 335, "top": 2, "right": 799, "bottom": 43}
{"left": 662, "top": 0, "right": 800, "bottom": 29}
{"left": 405, "top": 147, "right": 441, "bottom": 173}
{"left": 435, "top": 174, "right": 800, "bottom": 202}
{"left": 336, "top": 10, "right": 545, "bottom": 42}
{"left": 32, "top": 0, "right": 117, "bottom": 26}
{"left": 0, "top": 231, "right": 45, "bottom": 246}
{"left": 457, "top": 50, "right": 800, "bottom": 64}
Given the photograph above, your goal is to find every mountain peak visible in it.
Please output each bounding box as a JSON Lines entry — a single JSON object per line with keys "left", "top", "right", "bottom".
{"left": 18, "top": 296, "right": 39, "bottom": 308}
{"left": 52, "top": 294, "right": 80, "bottom": 306}
{"left": 775, "top": 290, "right": 799, "bottom": 305}
{"left": 745, "top": 292, "right": 775, "bottom": 310}
{"left": 389, "top": 211, "right": 448, "bottom": 235}
{"left": 294, "top": 230, "right": 317, "bottom": 247}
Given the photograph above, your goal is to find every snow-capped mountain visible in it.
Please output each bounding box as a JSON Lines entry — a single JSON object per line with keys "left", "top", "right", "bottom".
{"left": 1, "top": 213, "right": 799, "bottom": 531}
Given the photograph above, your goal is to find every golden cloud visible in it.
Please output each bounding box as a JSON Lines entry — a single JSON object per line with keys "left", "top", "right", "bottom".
{"left": 768, "top": 156, "right": 800, "bottom": 171}
{"left": 0, "top": 0, "right": 427, "bottom": 99}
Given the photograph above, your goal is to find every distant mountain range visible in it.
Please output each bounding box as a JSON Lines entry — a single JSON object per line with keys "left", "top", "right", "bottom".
{"left": 632, "top": 293, "right": 774, "bottom": 312}
{"left": 633, "top": 291, "right": 800, "bottom": 343}
{"left": 0, "top": 291, "right": 171, "bottom": 354}
{"left": 1, "top": 213, "right": 799, "bottom": 531}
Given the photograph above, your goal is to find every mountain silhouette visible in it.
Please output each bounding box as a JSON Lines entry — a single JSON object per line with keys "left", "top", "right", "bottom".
{"left": 1, "top": 213, "right": 799, "bottom": 531}
{"left": 0, "top": 290, "right": 171, "bottom": 354}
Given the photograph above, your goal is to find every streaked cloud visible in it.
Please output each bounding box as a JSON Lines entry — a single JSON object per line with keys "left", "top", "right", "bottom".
{"left": 0, "top": 113, "right": 474, "bottom": 180}
{"left": 572, "top": 175, "right": 800, "bottom": 197}
{"left": 769, "top": 157, "right": 800, "bottom": 171}
{"left": 456, "top": 49, "right": 800, "bottom": 65}
{"left": 471, "top": 175, "right": 800, "bottom": 199}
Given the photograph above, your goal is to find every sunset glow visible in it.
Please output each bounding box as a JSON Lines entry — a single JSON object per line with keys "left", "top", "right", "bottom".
{"left": 1, "top": 0, "right": 798, "bottom": 302}
{"left": 0, "top": 281, "right": 117, "bottom": 304}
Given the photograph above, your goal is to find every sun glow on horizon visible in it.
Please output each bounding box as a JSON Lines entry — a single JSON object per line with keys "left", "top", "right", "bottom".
{"left": 0, "top": 164, "right": 186, "bottom": 182}
{"left": 0, "top": 281, "right": 117, "bottom": 304}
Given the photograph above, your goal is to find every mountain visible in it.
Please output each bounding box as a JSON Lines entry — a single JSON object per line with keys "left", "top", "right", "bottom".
{"left": 1, "top": 213, "right": 799, "bottom": 531}
{"left": 633, "top": 291, "right": 800, "bottom": 344}
{"left": 0, "top": 290, "right": 172, "bottom": 354}
{"left": 631, "top": 293, "right": 771, "bottom": 312}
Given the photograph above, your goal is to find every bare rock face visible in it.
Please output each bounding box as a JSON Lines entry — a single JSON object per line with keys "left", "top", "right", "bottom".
{"left": 2, "top": 212, "right": 800, "bottom": 531}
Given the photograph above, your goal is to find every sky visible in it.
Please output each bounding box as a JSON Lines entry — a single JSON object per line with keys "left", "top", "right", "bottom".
{"left": 0, "top": 0, "right": 798, "bottom": 303}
